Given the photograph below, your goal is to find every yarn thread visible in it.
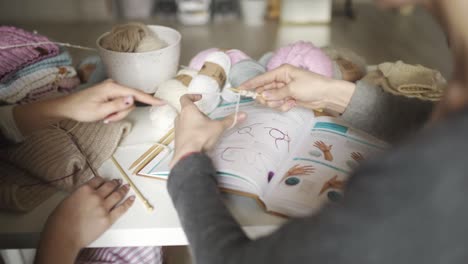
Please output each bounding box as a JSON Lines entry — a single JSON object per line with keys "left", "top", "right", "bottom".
{"left": 0, "top": 42, "right": 96, "bottom": 51}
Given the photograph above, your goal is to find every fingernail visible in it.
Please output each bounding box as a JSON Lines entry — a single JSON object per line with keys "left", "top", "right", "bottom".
{"left": 103, "top": 119, "right": 110, "bottom": 124}
{"left": 124, "top": 95, "right": 134, "bottom": 106}
{"left": 115, "top": 179, "right": 122, "bottom": 184}
{"left": 129, "top": 195, "right": 136, "bottom": 201}
{"left": 262, "top": 91, "right": 271, "bottom": 99}
{"left": 289, "top": 100, "right": 296, "bottom": 107}
{"left": 124, "top": 183, "right": 130, "bottom": 189}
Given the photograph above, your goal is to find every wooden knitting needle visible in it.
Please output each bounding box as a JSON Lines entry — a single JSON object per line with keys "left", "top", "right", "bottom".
{"left": 111, "top": 156, "right": 154, "bottom": 212}
{"left": 128, "top": 128, "right": 175, "bottom": 170}
{"left": 132, "top": 131, "right": 175, "bottom": 175}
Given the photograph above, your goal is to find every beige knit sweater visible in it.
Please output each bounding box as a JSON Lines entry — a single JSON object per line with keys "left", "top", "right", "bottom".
{"left": 1, "top": 120, "right": 131, "bottom": 212}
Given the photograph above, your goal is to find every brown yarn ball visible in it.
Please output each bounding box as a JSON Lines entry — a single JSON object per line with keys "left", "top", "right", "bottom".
{"left": 100, "top": 22, "right": 150, "bottom": 53}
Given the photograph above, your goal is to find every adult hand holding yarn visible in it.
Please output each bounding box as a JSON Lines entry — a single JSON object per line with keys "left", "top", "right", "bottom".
{"left": 54, "top": 79, "right": 165, "bottom": 123}
{"left": 170, "top": 95, "right": 247, "bottom": 168}
{"left": 239, "top": 64, "right": 356, "bottom": 114}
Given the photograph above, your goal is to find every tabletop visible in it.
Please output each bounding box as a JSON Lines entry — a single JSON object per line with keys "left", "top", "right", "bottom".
{"left": 0, "top": 107, "right": 285, "bottom": 249}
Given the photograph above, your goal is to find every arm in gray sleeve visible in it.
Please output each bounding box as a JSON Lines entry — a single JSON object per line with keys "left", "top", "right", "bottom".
{"left": 340, "top": 80, "right": 434, "bottom": 143}
{"left": 168, "top": 107, "right": 468, "bottom": 264}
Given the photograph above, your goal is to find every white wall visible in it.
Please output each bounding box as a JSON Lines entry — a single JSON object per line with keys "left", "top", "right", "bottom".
{"left": 0, "top": 0, "right": 114, "bottom": 22}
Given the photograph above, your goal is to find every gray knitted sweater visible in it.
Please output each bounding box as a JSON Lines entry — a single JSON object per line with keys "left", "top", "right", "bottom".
{"left": 167, "top": 82, "right": 459, "bottom": 264}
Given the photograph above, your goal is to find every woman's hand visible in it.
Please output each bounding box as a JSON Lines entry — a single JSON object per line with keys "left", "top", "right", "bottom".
{"left": 170, "top": 95, "right": 247, "bottom": 168}
{"left": 14, "top": 79, "right": 165, "bottom": 136}
{"left": 58, "top": 79, "right": 165, "bottom": 123}
{"left": 35, "top": 176, "right": 135, "bottom": 264}
{"left": 239, "top": 64, "right": 356, "bottom": 114}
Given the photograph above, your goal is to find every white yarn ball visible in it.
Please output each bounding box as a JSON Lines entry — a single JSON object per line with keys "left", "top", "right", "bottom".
{"left": 221, "top": 82, "right": 238, "bottom": 103}
{"left": 149, "top": 104, "right": 178, "bottom": 132}
{"left": 135, "top": 33, "right": 167, "bottom": 53}
{"left": 188, "top": 75, "right": 221, "bottom": 114}
{"left": 154, "top": 69, "right": 198, "bottom": 111}
{"left": 188, "top": 52, "right": 231, "bottom": 114}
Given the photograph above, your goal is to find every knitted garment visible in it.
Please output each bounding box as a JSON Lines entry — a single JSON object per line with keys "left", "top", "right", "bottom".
{"left": 0, "top": 49, "right": 72, "bottom": 84}
{"left": 0, "top": 26, "right": 59, "bottom": 82}
{"left": 322, "top": 46, "right": 367, "bottom": 77}
{"left": 376, "top": 61, "right": 446, "bottom": 101}
{"left": 18, "top": 76, "right": 81, "bottom": 104}
{"left": 0, "top": 159, "right": 57, "bottom": 212}
{"left": 77, "top": 246, "right": 164, "bottom": 264}
{"left": 0, "top": 66, "right": 77, "bottom": 103}
{"left": 6, "top": 120, "right": 132, "bottom": 191}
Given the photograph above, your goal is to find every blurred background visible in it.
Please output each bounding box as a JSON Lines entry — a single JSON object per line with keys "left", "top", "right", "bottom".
{"left": 0, "top": 0, "right": 452, "bottom": 77}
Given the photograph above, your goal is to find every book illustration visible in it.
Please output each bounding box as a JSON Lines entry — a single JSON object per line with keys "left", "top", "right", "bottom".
{"left": 235, "top": 122, "right": 263, "bottom": 138}
{"left": 346, "top": 152, "right": 365, "bottom": 170}
{"left": 265, "top": 127, "right": 291, "bottom": 152}
{"left": 214, "top": 146, "right": 271, "bottom": 175}
{"left": 267, "top": 171, "right": 275, "bottom": 183}
{"left": 318, "top": 175, "right": 345, "bottom": 195}
{"left": 308, "top": 150, "right": 322, "bottom": 158}
{"left": 281, "top": 164, "right": 315, "bottom": 186}
{"left": 313, "top": 140, "right": 334, "bottom": 161}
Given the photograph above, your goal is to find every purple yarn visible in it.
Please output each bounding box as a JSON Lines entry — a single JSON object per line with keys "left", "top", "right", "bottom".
{"left": 267, "top": 41, "right": 333, "bottom": 78}
{"left": 0, "top": 26, "right": 60, "bottom": 82}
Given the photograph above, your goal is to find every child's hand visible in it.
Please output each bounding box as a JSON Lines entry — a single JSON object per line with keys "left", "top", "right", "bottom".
{"left": 59, "top": 79, "right": 166, "bottom": 123}
{"left": 170, "top": 95, "right": 247, "bottom": 168}
{"left": 239, "top": 64, "right": 355, "bottom": 114}
{"left": 36, "top": 177, "right": 135, "bottom": 263}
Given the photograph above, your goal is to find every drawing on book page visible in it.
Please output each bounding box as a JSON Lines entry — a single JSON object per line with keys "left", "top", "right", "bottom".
{"left": 264, "top": 127, "right": 291, "bottom": 152}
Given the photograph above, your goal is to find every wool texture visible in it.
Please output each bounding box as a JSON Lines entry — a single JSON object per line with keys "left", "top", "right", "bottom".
{"left": 18, "top": 76, "right": 81, "bottom": 104}
{"left": 6, "top": 120, "right": 132, "bottom": 191}
{"left": 0, "top": 26, "right": 59, "bottom": 82}
{"left": 267, "top": 41, "right": 333, "bottom": 78}
{"left": 0, "top": 66, "right": 77, "bottom": 103}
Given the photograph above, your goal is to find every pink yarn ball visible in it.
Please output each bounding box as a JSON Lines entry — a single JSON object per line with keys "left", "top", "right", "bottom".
{"left": 226, "top": 49, "right": 251, "bottom": 65}
{"left": 267, "top": 41, "right": 333, "bottom": 78}
{"left": 189, "top": 48, "right": 252, "bottom": 70}
{"left": 188, "top": 48, "right": 220, "bottom": 70}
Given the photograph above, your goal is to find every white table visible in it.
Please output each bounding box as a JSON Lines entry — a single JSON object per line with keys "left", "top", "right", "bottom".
{"left": 0, "top": 107, "right": 285, "bottom": 249}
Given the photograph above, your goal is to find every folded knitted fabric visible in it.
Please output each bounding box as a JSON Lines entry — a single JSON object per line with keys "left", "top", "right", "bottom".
{"left": 0, "top": 66, "right": 76, "bottom": 103}
{"left": 6, "top": 120, "right": 132, "bottom": 191}
{"left": 0, "top": 159, "right": 57, "bottom": 212}
{"left": 375, "top": 61, "right": 446, "bottom": 101}
{"left": 1, "top": 49, "right": 72, "bottom": 84}
{"left": 19, "top": 76, "right": 81, "bottom": 104}
{"left": 0, "top": 26, "right": 59, "bottom": 82}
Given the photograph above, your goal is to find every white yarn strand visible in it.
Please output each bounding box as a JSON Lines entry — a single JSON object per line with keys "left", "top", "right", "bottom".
{"left": 0, "top": 41, "right": 97, "bottom": 51}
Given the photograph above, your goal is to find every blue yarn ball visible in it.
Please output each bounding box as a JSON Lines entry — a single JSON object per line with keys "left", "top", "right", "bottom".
{"left": 229, "top": 59, "right": 266, "bottom": 88}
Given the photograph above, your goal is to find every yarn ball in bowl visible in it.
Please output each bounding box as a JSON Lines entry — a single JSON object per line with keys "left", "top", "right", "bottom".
{"left": 267, "top": 41, "right": 333, "bottom": 78}
{"left": 97, "top": 24, "right": 181, "bottom": 94}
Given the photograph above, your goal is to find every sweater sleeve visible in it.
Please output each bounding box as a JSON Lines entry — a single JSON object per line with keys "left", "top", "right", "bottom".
{"left": 340, "top": 80, "right": 434, "bottom": 143}
{"left": 0, "top": 105, "right": 24, "bottom": 144}
{"left": 168, "top": 107, "right": 468, "bottom": 264}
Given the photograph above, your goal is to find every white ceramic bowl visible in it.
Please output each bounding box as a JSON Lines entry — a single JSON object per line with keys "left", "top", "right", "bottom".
{"left": 97, "top": 25, "right": 181, "bottom": 94}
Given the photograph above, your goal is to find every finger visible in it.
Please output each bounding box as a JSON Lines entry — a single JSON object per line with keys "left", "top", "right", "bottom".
{"left": 239, "top": 64, "right": 293, "bottom": 90}
{"left": 266, "top": 100, "right": 285, "bottom": 108}
{"left": 220, "top": 112, "right": 248, "bottom": 130}
{"left": 104, "top": 106, "right": 135, "bottom": 124}
{"left": 262, "top": 86, "right": 291, "bottom": 101}
{"left": 87, "top": 176, "right": 105, "bottom": 189}
{"left": 109, "top": 196, "right": 135, "bottom": 223}
{"left": 104, "top": 184, "right": 130, "bottom": 211}
{"left": 99, "top": 95, "right": 134, "bottom": 118}
{"left": 109, "top": 82, "right": 166, "bottom": 106}
{"left": 278, "top": 100, "right": 297, "bottom": 112}
{"left": 97, "top": 179, "right": 122, "bottom": 198}
{"left": 180, "top": 94, "right": 201, "bottom": 108}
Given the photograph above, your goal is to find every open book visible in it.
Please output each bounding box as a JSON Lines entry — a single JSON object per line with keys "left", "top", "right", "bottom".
{"left": 138, "top": 100, "right": 389, "bottom": 217}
